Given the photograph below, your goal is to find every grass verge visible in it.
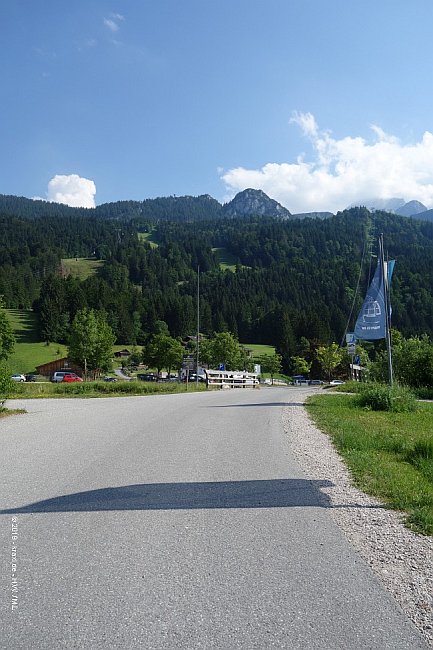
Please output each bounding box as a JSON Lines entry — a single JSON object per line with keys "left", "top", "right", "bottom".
{"left": 305, "top": 393, "right": 433, "bottom": 536}
{"left": 6, "top": 381, "right": 207, "bottom": 399}
{"left": 0, "top": 406, "right": 26, "bottom": 418}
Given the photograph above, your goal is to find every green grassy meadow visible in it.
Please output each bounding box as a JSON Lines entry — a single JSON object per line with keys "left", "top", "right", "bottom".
{"left": 5, "top": 308, "right": 278, "bottom": 379}
{"left": 246, "top": 343, "right": 276, "bottom": 357}
{"left": 61, "top": 258, "right": 104, "bottom": 280}
{"left": 212, "top": 247, "right": 239, "bottom": 271}
{"left": 5, "top": 310, "right": 68, "bottom": 374}
{"left": 306, "top": 393, "right": 433, "bottom": 535}
{"left": 138, "top": 232, "right": 159, "bottom": 248}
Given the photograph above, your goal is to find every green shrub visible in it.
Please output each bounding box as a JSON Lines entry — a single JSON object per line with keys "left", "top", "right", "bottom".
{"left": 0, "top": 366, "right": 14, "bottom": 401}
{"left": 356, "top": 383, "right": 417, "bottom": 413}
{"left": 414, "top": 386, "right": 433, "bottom": 401}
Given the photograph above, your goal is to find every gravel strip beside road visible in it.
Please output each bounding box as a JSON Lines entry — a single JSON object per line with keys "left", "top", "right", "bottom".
{"left": 282, "top": 395, "right": 433, "bottom": 648}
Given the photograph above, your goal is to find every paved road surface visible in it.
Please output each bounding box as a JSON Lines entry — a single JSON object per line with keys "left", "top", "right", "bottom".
{"left": 0, "top": 388, "right": 428, "bottom": 648}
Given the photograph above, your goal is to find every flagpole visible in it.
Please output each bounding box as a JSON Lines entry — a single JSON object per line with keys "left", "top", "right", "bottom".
{"left": 380, "top": 234, "right": 393, "bottom": 385}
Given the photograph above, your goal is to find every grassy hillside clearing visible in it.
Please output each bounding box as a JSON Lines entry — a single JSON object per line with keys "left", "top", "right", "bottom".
{"left": 61, "top": 258, "right": 104, "bottom": 280}
{"left": 5, "top": 309, "right": 39, "bottom": 343}
{"left": 138, "top": 232, "right": 159, "bottom": 248}
{"left": 5, "top": 311, "right": 138, "bottom": 374}
{"left": 5, "top": 310, "right": 68, "bottom": 374}
{"left": 5, "top": 310, "right": 278, "bottom": 377}
{"left": 245, "top": 343, "right": 276, "bottom": 358}
{"left": 212, "top": 247, "right": 239, "bottom": 271}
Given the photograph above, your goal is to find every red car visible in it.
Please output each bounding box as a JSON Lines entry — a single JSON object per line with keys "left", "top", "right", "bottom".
{"left": 62, "top": 373, "right": 83, "bottom": 383}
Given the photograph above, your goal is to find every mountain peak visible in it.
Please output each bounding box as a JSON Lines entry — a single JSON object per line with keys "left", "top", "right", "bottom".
{"left": 347, "top": 197, "right": 428, "bottom": 217}
{"left": 395, "top": 200, "right": 428, "bottom": 217}
{"left": 348, "top": 198, "right": 405, "bottom": 212}
{"left": 223, "top": 188, "right": 291, "bottom": 219}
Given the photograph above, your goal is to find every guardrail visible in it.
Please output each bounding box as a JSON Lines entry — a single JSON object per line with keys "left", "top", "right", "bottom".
{"left": 205, "top": 369, "right": 259, "bottom": 389}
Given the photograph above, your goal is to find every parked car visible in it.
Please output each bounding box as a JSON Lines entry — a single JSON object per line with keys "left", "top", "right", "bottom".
{"left": 11, "top": 374, "right": 26, "bottom": 382}
{"left": 62, "top": 373, "right": 83, "bottom": 383}
{"left": 51, "top": 371, "right": 69, "bottom": 383}
{"left": 309, "top": 379, "right": 323, "bottom": 386}
{"left": 103, "top": 376, "right": 117, "bottom": 382}
{"left": 182, "top": 374, "right": 205, "bottom": 383}
{"left": 137, "top": 373, "right": 158, "bottom": 382}
{"left": 291, "top": 377, "right": 309, "bottom": 385}
{"left": 25, "top": 374, "right": 37, "bottom": 382}
{"left": 329, "top": 379, "right": 345, "bottom": 386}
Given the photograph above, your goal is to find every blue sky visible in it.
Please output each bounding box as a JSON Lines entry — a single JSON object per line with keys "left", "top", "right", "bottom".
{"left": 2, "top": 1, "right": 433, "bottom": 212}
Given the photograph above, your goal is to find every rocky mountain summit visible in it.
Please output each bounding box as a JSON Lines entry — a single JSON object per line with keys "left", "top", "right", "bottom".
{"left": 223, "top": 188, "right": 291, "bottom": 219}
{"left": 348, "top": 197, "right": 428, "bottom": 217}
{"left": 1, "top": 189, "right": 433, "bottom": 223}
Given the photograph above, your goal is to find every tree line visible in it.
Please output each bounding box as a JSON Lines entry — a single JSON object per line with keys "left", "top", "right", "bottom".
{"left": 1, "top": 197, "right": 433, "bottom": 373}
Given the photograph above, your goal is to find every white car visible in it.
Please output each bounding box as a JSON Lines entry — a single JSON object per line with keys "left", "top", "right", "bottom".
{"left": 329, "top": 379, "right": 345, "bottom": 386}
{"left": 11, "top": 374, "right": 26, "bottom": 382}
{"left": 51, "top": 371, "right": 69, "bottom": 382}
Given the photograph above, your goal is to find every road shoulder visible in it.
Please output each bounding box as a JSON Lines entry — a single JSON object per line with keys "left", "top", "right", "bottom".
{"left": 282, "top": 397, "right": 433, "bottom": 647}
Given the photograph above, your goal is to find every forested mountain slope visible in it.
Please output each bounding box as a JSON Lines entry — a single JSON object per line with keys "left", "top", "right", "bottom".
{"left": 1, "top": 198, "right": 433, "bottom": 361}
{"left": 0, "top": 193, "right": 223, "bottom": 222}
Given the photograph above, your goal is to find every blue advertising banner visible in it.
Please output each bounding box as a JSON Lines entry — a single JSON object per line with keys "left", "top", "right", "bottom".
{"left": 354, "top": 260, "right": 395, "bottom": 340}
{"left": 354, "top": 262, "right": 385, "bottom": 340}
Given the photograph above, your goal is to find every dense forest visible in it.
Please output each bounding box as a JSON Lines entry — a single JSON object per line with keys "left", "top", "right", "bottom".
{"left": 1, "top": 193, "right": 433, "bottom": 369}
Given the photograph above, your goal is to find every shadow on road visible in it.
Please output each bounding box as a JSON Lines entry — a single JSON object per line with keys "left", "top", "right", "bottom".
{"left": 2, "top": 478, "right": 335, "bottom": 513}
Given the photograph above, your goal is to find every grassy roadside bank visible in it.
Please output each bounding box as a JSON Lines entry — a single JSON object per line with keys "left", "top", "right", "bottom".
{"left": 0, "top": 406, "right": 25, "bottom": 418}
{"left": 305, "top": 393, "right": 433, "bottom": 536}
{"left": 4, "top": 381, "right": 207, "bottom": 399}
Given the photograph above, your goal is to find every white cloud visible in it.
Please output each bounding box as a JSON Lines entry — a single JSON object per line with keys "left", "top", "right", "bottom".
{"left": 221, "top": 113, "right": 433, "bottom": 213}
{"left": 103, "top": 13, "right": 124, "bottom": 32}
{"left": 104, "top": 18, "right": 119, "bottom": 32}
{"left": 34, "top": 174, "right": 96, "bottom": 208}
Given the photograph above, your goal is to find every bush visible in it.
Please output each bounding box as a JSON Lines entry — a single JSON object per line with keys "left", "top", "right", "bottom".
{"left": 356, "top": 383, "right": 417, "bottom": 413}
{"left": 0, "top": 366, "right": 14, "bottom": 401}
{"left": 413, "top": 386, "right": 433, "bottom": 401}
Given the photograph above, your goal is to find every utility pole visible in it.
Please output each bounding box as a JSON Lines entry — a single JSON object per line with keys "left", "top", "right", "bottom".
{"left": 196, "top": 265, "right": 200, "bottom": 385}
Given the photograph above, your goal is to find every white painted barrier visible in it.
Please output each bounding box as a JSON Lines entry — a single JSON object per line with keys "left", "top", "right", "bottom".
{"left": 205, "top": 369, "right": 259, "bottom": 389}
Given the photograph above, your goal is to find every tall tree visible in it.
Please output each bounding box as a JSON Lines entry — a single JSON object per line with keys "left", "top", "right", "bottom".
{"left": 207, "top": 332, "right": 242, "bottom": 370}
{"left": 0, "top": 298, "right": 15, "bottom": 361}
{"left": 68, "top": 309, "right": 116, "bottom": 376}
{"left": 316, "top": 343, "right": 344, "bottom": 381}
{"left": 142, "top": 334, "right": 184, "bottom": 377}
{"left": 290, "top": 356, "right": 312, "bottom": 377}
{"left": 258, "top": 353, "right": 283, "bottom": 385}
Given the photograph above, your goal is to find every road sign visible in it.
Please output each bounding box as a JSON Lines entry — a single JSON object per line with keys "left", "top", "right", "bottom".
{"left": 347, "top": 343, "right": 356, "bottom": 355}
{"left": 182, "top": 355, "right": 195, "bottom": 369}
{"left": 218, "top": 363, "right": 225, "bottom": 371}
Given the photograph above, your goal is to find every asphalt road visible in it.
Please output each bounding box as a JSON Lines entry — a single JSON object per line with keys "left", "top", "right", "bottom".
{"left": 0, "top": 388, "right": 428, "bottom": 649}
